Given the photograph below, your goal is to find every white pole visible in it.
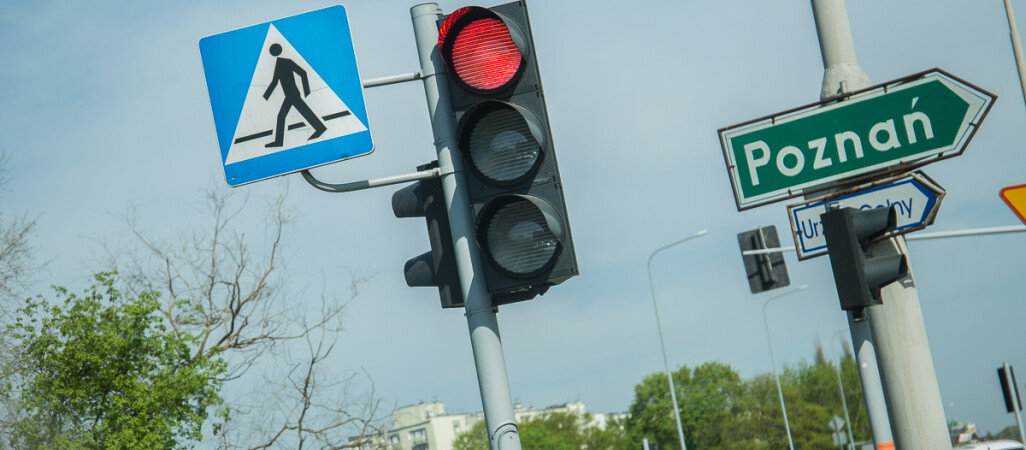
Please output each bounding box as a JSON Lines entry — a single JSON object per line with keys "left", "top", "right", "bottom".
{"left": 811, "top": 0, "right": 951, "bottom": 447}
{"left": 762, "top": 284, "right": 809, "bottom": 450}
{"left": 833, "top": 331, "right": 856, "bottom": 450}
{"left": 646, "top": 229, "right": 709, "bottom": 450}
{"left": 1003, "top": 362, "right": 1026, "bottom": 444}
{"left": 1004, "top": 0, "right": 1026, "bottom": 111}
{"left": 411, "top": 5, "right": 521, "bottom": 450}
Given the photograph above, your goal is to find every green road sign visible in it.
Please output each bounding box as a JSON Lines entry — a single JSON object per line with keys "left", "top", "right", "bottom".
{"left": 719, "top": 69, "right": 994, "bottom": 210}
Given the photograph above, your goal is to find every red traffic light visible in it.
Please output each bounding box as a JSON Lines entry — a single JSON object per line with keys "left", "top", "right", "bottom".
{"left": 439, "top": 6, "right": 526, "bottom": 93}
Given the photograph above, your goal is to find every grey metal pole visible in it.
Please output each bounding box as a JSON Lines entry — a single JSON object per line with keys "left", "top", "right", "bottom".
{"left": 762, "top": 284, "right": 808, "bottom": 450}
{"left": 410, "top": 5, "right": 521, "bottom": 450}
{"left": 1004, "top": 0, "right": 1026, "bottom": 111}
{"left": 867, "top": 238, "right": 949, "bottom": 449}
{"left": 811, "top": 0, "right": 951, "bottom": 448}
{"left": 1003, "top": 362, "right": 1026, "bottom": 444}
{"left": 646, "top": 229, "right": 708, "bottom": 450}
{"left": 810, "top": 0, "right": 869, "bottom": 100}
{"left": 848, "top": 312, "right": 893, "bottom": 448}
{"left": 832, "top": 331, "right": 856, "bottom": 450}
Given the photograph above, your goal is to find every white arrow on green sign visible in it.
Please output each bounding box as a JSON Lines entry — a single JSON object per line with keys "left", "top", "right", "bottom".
{"left": 719, "top": 70, "right": 994, "bottom": 210}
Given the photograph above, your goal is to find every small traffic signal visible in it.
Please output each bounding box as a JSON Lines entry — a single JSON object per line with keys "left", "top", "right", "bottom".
{"left": 437, "top": 1, "right": 577, "bottom": 304}
{"left": 998, "top": 365, "right": 1023, "bottom": 413}
{"left": 392, "top": 162, "right": 464, "bottom": 309}
{"left": 821, "top": 206, "right": 909, "bottom": 311}
{"left": 737, "top": 225, "right": 790, "bottom": 294}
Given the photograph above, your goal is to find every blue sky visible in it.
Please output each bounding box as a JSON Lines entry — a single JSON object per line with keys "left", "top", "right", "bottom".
{"left": 3, "top": 0, "right": 1026, "bottom": 439}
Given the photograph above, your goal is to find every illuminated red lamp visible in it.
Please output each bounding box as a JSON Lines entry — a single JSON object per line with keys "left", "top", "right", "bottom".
{"left": 438, "top": 6, "right": 526, "bottom": 94}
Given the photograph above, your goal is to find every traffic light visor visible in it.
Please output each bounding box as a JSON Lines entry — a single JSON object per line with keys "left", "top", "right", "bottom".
{"left": 478, "top": 195, "right": 563, "bottom": 277}
{"left": 459, "top": 101, "right": 544, "bottom": 185}
{"left": 853, "top": 206, "right": 898, "bottom": 250}
{"left": 439, "top": 7, "right": 526, "bottom": 93}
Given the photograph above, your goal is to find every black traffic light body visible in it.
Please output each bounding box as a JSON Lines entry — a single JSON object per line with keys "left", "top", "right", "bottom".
{"left": 437, "top": 1, "right": 577, "bottom": 304}
{"left": 392, "top": 162, "right": 464, "bottom": 309}
{"left": 821, "top": 206, "right": 909, "bottom": 311}
{"left": 737, "top": 225, "right": 790, "bottom": 294}
{"left": 998, "top": 365, "right": 1023, "bottom": 413}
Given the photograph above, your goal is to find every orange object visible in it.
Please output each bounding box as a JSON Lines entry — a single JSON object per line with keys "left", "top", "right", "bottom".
{"left": 1001, "top": 184, "right": 1026, "bottom": 225}
{"left": 877, "top": 442, "right": 895, "bottom": 450}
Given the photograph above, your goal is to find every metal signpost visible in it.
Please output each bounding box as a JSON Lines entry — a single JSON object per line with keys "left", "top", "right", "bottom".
{"left": 829, "top": 415, "right": 848, "bottom": 449}
{"left": 200, "top": 6, "right": 374, "bottom": 186}
{"left": 788, "top": 172, "right": 944, "bottom": 259}
{"left": 720, "top": 0, "right": 997, "bottom": 447}
{"left": 719, "top": 69, "right": 993, "bottom": 210}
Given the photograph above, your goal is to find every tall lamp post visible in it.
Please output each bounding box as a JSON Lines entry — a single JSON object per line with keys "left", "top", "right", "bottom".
{"left": 832, "top": 330, "right": 856, "bottom": 450}
{"left": 647, "top": 229, "right": 709, "bottom": 450}
{"left": 762, "top": 284, "right": 809, "bottom": 450}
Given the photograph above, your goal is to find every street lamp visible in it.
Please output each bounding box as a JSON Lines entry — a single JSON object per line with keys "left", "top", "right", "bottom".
{"left": 833, "top": 330, "right": 856, "bottom": 450}
{"left": 647, "top": 229, "right": 708, "bottom": 450}
{"left": 762, "top": 284, "right": 809, "bottom": 450}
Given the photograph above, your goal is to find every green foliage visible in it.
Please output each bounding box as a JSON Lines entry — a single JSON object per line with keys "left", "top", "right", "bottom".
{"left": 625, "top": 346, "right": 869, "bottom": 450}
{"left": 5, "top": 273, "right": 226, "bottom": 449}
{"left": 452, "top": 410, "right": 629, "bottom": 450}
{"left": 626, "top": 361, "right": 746, "bottom": 450}
{"left": 452, "top": 418, "right": 487, "bottom": 450}
{"left": 519, "top": 412, "right": 586, "bottom": 450}
{"left": 584, "top": 414, "right": 631, "bottom": 450}
{"left": 984, "top": 425, "right": 1020, "bottom": 441}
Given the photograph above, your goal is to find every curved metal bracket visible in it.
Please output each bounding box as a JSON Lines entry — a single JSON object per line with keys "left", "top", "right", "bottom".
{"left": 491, "top": 421, "right": 521, "bottom": 450}
{"left": 300, "top": 167, "right": 441, "bottom": 193}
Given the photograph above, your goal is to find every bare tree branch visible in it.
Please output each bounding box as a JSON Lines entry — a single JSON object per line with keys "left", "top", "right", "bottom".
{"left": 101, "top": 187, "right": 384, "bottom": 448}
{"left": 0, "top": 153, "right": 41, "bottom": 443}
{"left": 0, "top": 213, "right": 37, "bottom": 305}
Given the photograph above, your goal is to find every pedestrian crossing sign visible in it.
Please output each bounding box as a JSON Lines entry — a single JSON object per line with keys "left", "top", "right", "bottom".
{"left": 200, "top": 6, "right": 373, "bottom": 187}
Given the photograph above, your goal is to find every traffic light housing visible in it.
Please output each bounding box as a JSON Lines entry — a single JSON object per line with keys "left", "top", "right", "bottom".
{"left": 437, "top": 1, "right": 577, "bottom": 304}
{"left": 821, "top": 206, "right": 909, "bottom": 311}
{"left": 998, "top": 365, "right": 1023, "bottom": 413}
{"left": 392, "top": 162, "right": 464, "bottom": 309}
{"left": 737, "top": 225, "right": 790, "bottom": 294}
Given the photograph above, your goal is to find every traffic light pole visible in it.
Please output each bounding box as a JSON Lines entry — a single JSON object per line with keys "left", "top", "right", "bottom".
{"left": 410, "top": 4, "right": 523, "bottom": 450}
{"left": 847, "top": 314, "right": 892, "bottom": 448}
{"left": 812, "top": 0, "right": 951, "bottom": 448}
{"left": 1001, "top": 362, "right": 1026, "bottom": 444}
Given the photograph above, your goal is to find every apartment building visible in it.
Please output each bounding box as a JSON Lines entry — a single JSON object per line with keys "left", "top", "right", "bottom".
{"left": 352, "top": 400, "right": 623, "bottom": 450}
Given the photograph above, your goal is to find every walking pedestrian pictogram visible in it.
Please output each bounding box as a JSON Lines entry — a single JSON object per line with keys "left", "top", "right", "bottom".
{"left": 262, "top": 42, "right": 327, "bottom": 147}
{"left": 200, "top": 6, "right": 373, "bottom": 186}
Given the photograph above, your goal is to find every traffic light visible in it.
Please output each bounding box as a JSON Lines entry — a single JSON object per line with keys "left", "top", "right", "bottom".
{"left": 737, "top": 225, "right": 790, "bottom": 294}
{"left": 392, "top": 162, "right": 464, "bottom": 309}
{"left": 821, "top": 206, "right": 909, "bottom": 311}
{"left": 436, "top": 1, "right": 577, "bottom": 304}
{"left": 998, "top": 365, "right": 1023, "bottom": 413}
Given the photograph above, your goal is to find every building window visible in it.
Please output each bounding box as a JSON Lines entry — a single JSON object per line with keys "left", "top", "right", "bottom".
{"left": 409, "top": 428, "right": 427, "bottom": 440}
{"left": 413, "top": 445, "right": 429, "bottom": 450}
{"left": 389, "top": 435, "right": 400, "bottom": 445}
